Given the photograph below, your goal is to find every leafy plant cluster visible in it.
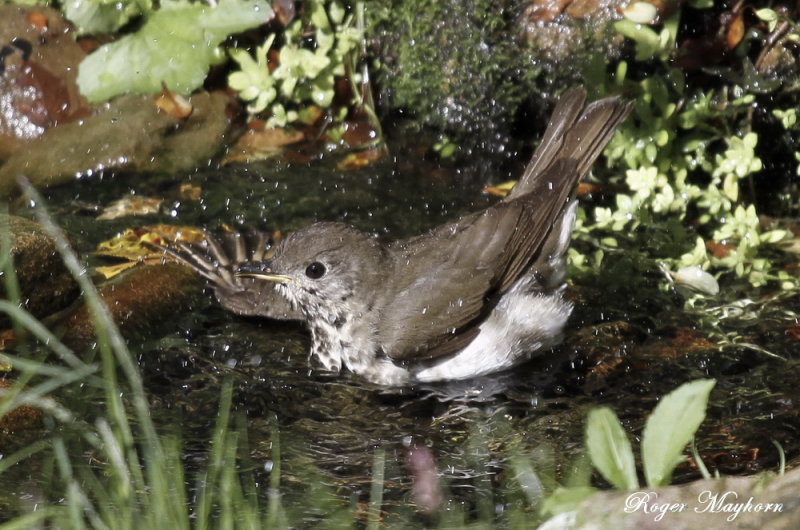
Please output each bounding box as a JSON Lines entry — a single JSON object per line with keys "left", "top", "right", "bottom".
{"left": 74, "top": 0, "right": 273, "bottom": 103}
{"left": 570, "top": 5, "right": 800, "bottom": 296}
{"left": 228, "top": 0, "right": 363, "bottom": 128}
{"left": 541, "top": 379, "right": 716, "bottom": 517}
{"left": 10, "top": 0, "right": 365, "bottom": 130}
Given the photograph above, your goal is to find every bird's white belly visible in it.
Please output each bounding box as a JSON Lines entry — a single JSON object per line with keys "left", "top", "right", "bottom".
{"left": 413, "top": 285, "right": 572, "bottom": 382}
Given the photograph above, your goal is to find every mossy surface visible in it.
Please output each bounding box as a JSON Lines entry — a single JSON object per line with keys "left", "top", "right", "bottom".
{"left": 368, "top": 0, "right": 623, "bottom": 163}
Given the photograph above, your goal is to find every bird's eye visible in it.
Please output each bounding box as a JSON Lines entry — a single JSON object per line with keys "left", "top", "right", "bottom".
{"left": 305, "top": 261, "right": 326, "bottom": 279}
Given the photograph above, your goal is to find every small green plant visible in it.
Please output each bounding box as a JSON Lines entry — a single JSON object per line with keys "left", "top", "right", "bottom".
{"left": 541, "top": 379, "right": 716, "bottom": 517}
{"left": 572, "top": 2, "right": 799, "bottom": 299}
{"left": 62, "top": 0, "right": 153, "bottom": 35}
{"left": 581, "top": 79, "right": 792, "bottom": 290}
{"left": 75, "top": 0, "right": 273, "bottom": 103}
{"left": 1, "top": 184, "right": 273, "bottom": 527}
{"left": 228, "top": 0, "right": 364, "bottom": 127}
{"left": 432, "top": 135, "right": 458, "bottom": 159}
{"left": 614, "top": 9, "right": 679, "bottom": 62}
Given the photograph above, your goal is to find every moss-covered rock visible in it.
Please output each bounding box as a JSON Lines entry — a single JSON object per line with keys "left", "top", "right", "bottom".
{"left": 55, "top": 263, "right": 203, "bottom": 351}
{"left": 0, "top": 214, "right": 79, "bottom": 329}
{"left": 369, "top": 0, "right": 625, "bottom": 162}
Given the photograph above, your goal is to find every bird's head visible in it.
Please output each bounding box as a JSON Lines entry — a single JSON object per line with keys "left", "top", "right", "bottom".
{"left": 236, "top": 222, "right": 387, "bottom": 324}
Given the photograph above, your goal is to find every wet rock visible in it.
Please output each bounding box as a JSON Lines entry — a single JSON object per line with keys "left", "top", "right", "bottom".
{"left": 371, "top": 0, "right": 626, "bottom": 174}
{"left": 0, "top": 5, "right": 242, "bottom": 198}
{"left": 521, "top": 0, "right": 625, "bottom": 63}
{"left": 147, "top": 91, "right": 241, "bottom": 174}
{"left": 0, "top": 379, "right": 43, "bottom": 433}
{"left": 373, "top": 0, "right": 528, "bottom": 168}
{"left": 0, "top": 90, "right": 240, "bottom": 197}
{"left": 0, "top": 214, "right": 79, "bottom": 329}
{"left": 0, "top": 4, "right": 89, "bottom": 159}
{"left": 56, "top": 263, "right": 203, "bottom": 351}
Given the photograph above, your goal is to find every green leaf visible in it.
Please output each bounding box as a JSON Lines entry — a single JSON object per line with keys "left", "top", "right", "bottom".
{"left": 585, "top": 407, "right": 639, "bottom": 490}
{"left": 63, "top": 0, "right": 150, "bottom": 35}
{"left": 309, "top": 0, "right": 331, "bottom": 31}
{"left": 540, "top": 486, "right": 597, "bottom": 518}
{"left": 722, "top": 173, "right": 739, "bottom": 202}
{"left": 329, "top": 0, "right": 346, "bottom": 25}
{"left": 614, "top": 20, "right": 660, "bottom": 61}
{"left": 77, "top": 0, "right": 274, "bottom": 103}
{"left": 309, "top": 71, "right": 335, "bottom": 107}
{"left": 642, "top": 379, "right": 716, "bottom": 487}
{"left": 671, "top": 266, "right": 719, "bottom": 296}
{"left": 755, "top": 8, "right": 779, "bottom": 32}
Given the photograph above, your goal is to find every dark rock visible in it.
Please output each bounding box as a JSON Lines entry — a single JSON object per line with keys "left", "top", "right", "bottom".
{"left": 0, "top": 379, "right": 43, "bottom": 433}
{"left": 0, "top": 90, "right": 240, "bottom": 197}
{"left": 56, "top": 263, "right": 203, "bottom": 351}
{"left": 0, "top": 214, "right": 79, "bottom": 329}
{"left": 0, "top": 4, "right": 89, "bottom": 159}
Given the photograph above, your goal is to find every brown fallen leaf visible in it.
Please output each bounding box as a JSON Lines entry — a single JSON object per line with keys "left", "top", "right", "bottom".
{"left": 223, "top": 127, "right": 306, "bottom": 164}
{"left": 154, "top": 84, "right": 193, "bottom": 118}
{"left": 179, "top": 182, "right": 202, "bottom": 201}
{"left": 97, "top": 196, "right": 163, "bottom": 220}
{"left": 26, "top": 10, "right": 49, "bottom": 30}
{"left": 0, "top": 349, "right": 12, "bottom": 369}
{"left": 272, "top": 0, "right": 296, "bottom": 25}
{"left": 94, "top": 261, "right": 141, "bottom": 280}
{"left": 336, "top": 146, "right": 385, "bottom": 170}
{"left": 94, "top": 225, "right": 208, "bottom": 279}
{"left": 482, "top": 180, "right": 517, "bottom": 197}
{"left": 786, "top": 323, "right": 800, "bottom": 341}
{"left": 706, "top": 239, "right": 734, "bottom": 259}
{"left": 726, "top": 9, "right": 746, "bottom": 50}
{"left": 524, "top": 0, "right": 571, "bottom": 24}
{"left": 0, "top": 379, "right": 43, "bottom": 433}
{"left": 341, "top": 120, "right": 380, "bottom": 149}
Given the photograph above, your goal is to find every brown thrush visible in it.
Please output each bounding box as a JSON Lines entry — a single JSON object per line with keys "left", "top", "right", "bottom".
{"left": 162, "top": 88, "right": 632, "bottom": 385}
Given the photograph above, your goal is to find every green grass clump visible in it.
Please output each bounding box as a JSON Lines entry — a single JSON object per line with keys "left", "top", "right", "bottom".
{"left": 1, "top": 183, "right": 291, "bottom": 528}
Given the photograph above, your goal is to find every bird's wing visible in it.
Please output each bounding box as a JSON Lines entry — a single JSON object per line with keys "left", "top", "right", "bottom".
{"left": 151, "top": 230, "right": 302, "bottom": 320}
{"left": 379, "top": 89, "right": 633, "bottom": 362}
{"left": 509, "top": 87, "right": 633, "bottom": 199}
{"left": 380, "top": 159, "right": 578, "bottom": 361}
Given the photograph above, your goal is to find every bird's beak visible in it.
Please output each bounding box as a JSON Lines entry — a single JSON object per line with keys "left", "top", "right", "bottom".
{"left": 235, "top": 263, "right": 296, "bottom": 284}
